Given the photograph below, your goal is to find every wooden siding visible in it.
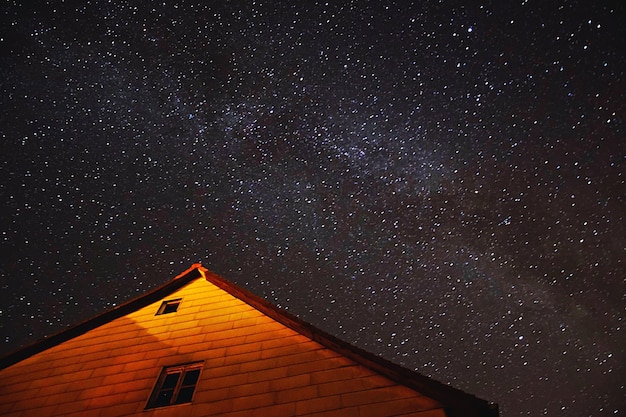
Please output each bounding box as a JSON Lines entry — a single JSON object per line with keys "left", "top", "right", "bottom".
{"left": 0, "top": 277, "right": 447, "bottom": 417}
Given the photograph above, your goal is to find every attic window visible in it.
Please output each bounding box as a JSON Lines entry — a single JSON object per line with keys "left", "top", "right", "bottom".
{"left": 146, "top": 362, "right": 203, "bottom": 409}
{"left": 156, "top": 299, "right": 181, "bottom": 315}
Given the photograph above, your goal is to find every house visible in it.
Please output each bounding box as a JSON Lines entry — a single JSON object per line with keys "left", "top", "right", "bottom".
{"left": 0, "top": 264, "right": 498, "bottom": 416}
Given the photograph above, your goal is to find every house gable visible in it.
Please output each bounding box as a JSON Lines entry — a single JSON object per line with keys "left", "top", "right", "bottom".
{"left": 0, "top": 264, "right": 497, "bottom": 417}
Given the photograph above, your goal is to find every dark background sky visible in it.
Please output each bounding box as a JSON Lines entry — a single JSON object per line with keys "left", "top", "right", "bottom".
{"left": 1, "top": 1, "right": 623, "bottom": 416}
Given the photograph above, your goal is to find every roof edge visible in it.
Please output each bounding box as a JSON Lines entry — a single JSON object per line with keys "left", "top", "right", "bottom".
{"left": 203, "top": 268, "right": 499, "bottom": 417}
{"left": 0, "top": 264, "right": 205, "bottom": 370}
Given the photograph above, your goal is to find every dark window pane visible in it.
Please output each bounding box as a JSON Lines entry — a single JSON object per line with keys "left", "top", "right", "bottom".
{"left": 176, "top": 386, "right": 196, "bottom": 404}
{"left": 154, "top": 389, "right": 174, "bottom": 407}
{"left": 182, "top": 369, "right": 200, "bottom": 386}
{"left": 162, "top": 373, "right": 180, "bottom": 389}
{"left": 147, "top": 363, "right": 202, "bottom": 409}
{"left": 162, "top": 302, "right": 179, "bottom": 314}
{"left": 156, "top": 299, "right": 182, "bottom": 315}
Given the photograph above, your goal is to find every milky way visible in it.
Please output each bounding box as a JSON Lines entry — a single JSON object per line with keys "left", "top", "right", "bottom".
{"left": 1, "top": 2, "right": 623, "bottom": 416}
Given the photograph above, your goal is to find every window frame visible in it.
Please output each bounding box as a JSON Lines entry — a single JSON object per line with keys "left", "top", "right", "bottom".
{"left": 146, "top": 362, "right": 203, "bottom": 409}
{"left": 155, "top": 298, "right": 182, "bottom": 315}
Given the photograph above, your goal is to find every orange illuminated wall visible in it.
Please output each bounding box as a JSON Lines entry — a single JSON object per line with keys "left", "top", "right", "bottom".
{"left": 0, "top": 266, "right": 496, "bottom": 417}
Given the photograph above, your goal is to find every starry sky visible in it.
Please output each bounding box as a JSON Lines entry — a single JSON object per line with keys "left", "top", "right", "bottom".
{"left": 1, "top": 1, "right": 624, "bottom": 415}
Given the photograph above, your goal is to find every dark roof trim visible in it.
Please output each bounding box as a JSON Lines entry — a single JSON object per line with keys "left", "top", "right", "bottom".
{"left": 0, "top": 265, "right": 204, "bottom": 370}
{"left": 202, "top": 268, "right": 499, "bottom": 417}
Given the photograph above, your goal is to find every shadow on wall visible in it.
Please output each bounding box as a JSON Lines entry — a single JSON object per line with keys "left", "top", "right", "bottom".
{"left": 0, "top": 313, "right": 197, "bottom": 416}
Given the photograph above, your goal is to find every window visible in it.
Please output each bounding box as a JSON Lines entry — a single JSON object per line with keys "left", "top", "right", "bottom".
{"left": 146, "top": 363, "right": 203, "bottom": 409}
{"left": 156, "top": 298, "right": 181, "bottom": 315}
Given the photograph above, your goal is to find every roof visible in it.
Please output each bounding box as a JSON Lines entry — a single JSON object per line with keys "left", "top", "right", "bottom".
{"left": 0, "top": 263, "right": 498, "bottom": 416}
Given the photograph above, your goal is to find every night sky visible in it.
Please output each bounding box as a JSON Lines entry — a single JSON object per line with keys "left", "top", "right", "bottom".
{"left": 1, "top": 1, "right": 624, "bottom": 416}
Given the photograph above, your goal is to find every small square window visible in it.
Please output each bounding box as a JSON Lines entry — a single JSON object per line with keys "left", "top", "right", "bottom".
{"left": 156, "top": 299, "right": 181, "bottom": 315}
{"left": 146, "top": 363, "right": 203, "bottom": 409}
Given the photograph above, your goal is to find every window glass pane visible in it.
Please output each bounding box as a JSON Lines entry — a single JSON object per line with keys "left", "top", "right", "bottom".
{"left": 154, "top": 389, "right": 174, "bottom": 407}
{"left": 147, "top": 362, "right": 202, "bottom": 409}
{"left": 182, "top": 369, "right": 200, "bottom": 386}
{"left": 162, "top": 372, "right": 180, "bottom": 389}
{"left": 162, "top": 302, "right": 179, "bottom": 314}
{"left": 156, "top": 299, "right": 181, "bottom": 315}
{"left": 176, "top": 386, "right": 196, "bottom": 404}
